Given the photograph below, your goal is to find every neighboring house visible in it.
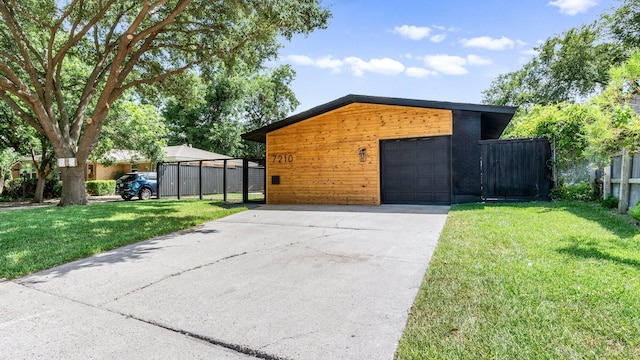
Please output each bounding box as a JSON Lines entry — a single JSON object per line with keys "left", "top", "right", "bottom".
{"left": 10, "top": 155, "right": 44, "bottom": 180}
{"left": 11, "top": 145, "right": 236, "bottom": 181}
{"left": 241, "top": 94, "right": 518, "bottom": 206}
{"left": 88, "top": 145, "right": 237, "bottom": 180}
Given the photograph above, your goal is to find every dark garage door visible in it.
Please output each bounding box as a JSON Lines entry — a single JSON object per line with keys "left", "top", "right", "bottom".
{"left": 380, "top": 136, "right": 451, "bottom": 205}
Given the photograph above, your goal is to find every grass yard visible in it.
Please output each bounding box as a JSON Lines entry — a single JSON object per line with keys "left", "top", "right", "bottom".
{"left": 0, "top": 200, "right": 246, "bottom": 280}
{"left": 396, "top": 201, "right": 640, "bottom": 359}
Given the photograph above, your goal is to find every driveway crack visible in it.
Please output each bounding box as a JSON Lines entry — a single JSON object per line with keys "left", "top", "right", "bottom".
{"left": 126, "top": 315, "right": 293, "bottom": 360}
{"left": 15, "top": 283, "right": 290, "bottom": 360}
{"left": 109, "top": 231, "right": 335, "bottom": 304}
{"left": 108, "top": 252, "right": 248, "bottom": 304}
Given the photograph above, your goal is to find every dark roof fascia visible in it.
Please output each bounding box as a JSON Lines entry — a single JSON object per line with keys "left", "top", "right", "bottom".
{"left": 241, "top": 94, "right": 517, "bottom": 143}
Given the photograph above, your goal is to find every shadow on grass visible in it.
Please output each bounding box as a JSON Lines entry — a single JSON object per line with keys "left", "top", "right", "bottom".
{"left": 16, "top": 216, "right": 225, "bottom": 284}
{"left": 557, "top": 241, "right": 640, "bottom": 269}
{"left": 2, "top": 200, "right": 240, "bottom": 281}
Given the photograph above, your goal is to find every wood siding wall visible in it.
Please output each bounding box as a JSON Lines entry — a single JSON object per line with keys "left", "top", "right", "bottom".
{"left": 266, "top": 103, "right": 453, "bottom": 205}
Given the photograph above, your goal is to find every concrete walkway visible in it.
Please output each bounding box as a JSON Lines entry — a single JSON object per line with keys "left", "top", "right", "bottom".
{"left": 0, "top": 204, "right": 448, "bottom": 360}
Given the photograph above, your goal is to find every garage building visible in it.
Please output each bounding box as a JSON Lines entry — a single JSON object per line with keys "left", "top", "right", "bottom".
{"left": 242, "top": 94, "right": 517, "bottom": 205}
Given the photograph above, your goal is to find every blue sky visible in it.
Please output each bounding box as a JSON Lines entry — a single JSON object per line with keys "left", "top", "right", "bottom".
{"left": 275, "top": 0, "right": 618, "bottom": 112}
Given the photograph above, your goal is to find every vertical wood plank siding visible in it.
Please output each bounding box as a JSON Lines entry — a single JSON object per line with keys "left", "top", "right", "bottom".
{"left": 479, "top": 138, "right": 551, "bottom": 200}
{"left": 266, "top": 103, "right": 453, "bottom": 205}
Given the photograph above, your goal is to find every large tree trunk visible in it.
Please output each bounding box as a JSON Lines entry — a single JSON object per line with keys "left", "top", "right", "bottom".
{"left": 32, "top": 176, "right": 46, "bottom": 203}
{"left": 59, "top": 165, "right": 87, "bottom": 206}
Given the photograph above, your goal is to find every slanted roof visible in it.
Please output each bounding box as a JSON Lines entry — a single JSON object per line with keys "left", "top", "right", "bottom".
{"left": 98, "top": 145, "right": 233, "bottom": 164}
{"left": 241, "top": 94, "right": 518, "bottom": 143}
{"left": 100, "top": 149, "right": 144, "bottom": 163}
{"left": 163, "top": 145, "right": 232, "bottom": 162}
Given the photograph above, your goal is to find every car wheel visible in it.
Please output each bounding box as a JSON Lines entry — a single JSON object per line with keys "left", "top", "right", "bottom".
{"left": 139, "top": 187, "right": 152, "bottom": 200}
{"left": 121, "top": 194, "right": 133, "bottom": 201}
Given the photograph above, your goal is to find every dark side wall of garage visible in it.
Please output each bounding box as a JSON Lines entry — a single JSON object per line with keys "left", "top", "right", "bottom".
{"left": 452, "top": 110, "right": 482, "bottom": 204}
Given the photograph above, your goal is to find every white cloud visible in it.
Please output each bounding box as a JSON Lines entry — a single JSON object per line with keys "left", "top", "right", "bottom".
{"left": 344, "top": 57, "right": 405, "bottom": 76}
{"left": 423, "top": 55, "right": 468, "bottom": 75}
{"left": 432, "top": 25, "right": 458, "bottom": 32}
{"left": 421, "top": 54, "right": 492, "bottom": 76}
{"left": 460, "top": 36, "right": 516, "bottom": 51}
{"left": 406, "top": 67, "right": 438, "bottom": 78}
{"left": 393, "top": 25, "right": 431, "bottom": 40}
{"left": 287, "top": 54, "right": 314, "bottom": 66}
{"left": 430, "top": 34, "right": 447, "bottom": 43}
{"left": 287, "top": 54, "right": 407, "bottom": 77}
{"left": 549, "top": 0, "right": 598, "bottom": 15}
{"left": 314, "top": 56, "right": 343, "bottom": 71}
{"left": 466, "top": 55, "right": 492, "bottom": 65}
{"left": 286, "top": 54, "right": 342, "bottom": 72}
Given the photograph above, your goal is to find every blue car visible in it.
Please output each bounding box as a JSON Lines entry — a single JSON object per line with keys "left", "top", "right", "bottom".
{"left": 116, "top": 172, "right": 158, "bottom": 200}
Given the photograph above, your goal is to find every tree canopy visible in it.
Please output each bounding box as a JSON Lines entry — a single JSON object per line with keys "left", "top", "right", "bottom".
{"left": 584, "top": 51, "right": 640, "bottom": 161}
{"left": 163, "top": 64, "right": 299, "bottom": 158}
{"left": 484, "top": 0, "right": 640, "bottom": 173}
{"left": 482, "top": 24, "right": 626, "bottom": 108}
{"left": 0, "top": 0, "right": 330, "bottom": 205}
{"left": 92, "top": 99, "right": 168, "bottom": 167}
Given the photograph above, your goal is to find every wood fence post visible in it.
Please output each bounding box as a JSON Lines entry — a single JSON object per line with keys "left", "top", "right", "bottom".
{"left": 618, "top": 148, "right": 632, "bottom": 214}
{"left": 603, "top": 163, "right": 611, "bottom": 200}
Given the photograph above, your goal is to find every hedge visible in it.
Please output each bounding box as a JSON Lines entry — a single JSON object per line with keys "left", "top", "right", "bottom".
{"left": 85, "top": 180, "right": 116, "bottom": 196}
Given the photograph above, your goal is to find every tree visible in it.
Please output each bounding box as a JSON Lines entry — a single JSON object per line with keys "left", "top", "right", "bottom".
{"left": 163, "top": 64, "right": 300, "bottom": 158}
{"left": 604, "top": 0, "right": 640, "bottom": 49}
{"left": 505, "top": 103, "right": 594, "bottom": 173}
{"left": 584, "top": 51, "right": 640, "bottom": 162}
{"left": 92, "top": 99, "right": 168, "bottom": 167}
{"left": 164, "top": 69, "right": 245, "bottom": 156}
{"left": 0, "top": 1, "right": 330, "bottom": 205}
{"left": 243, "top": 64, "right": 299, "bottom": 131}
{"left": 0, "top": 101, "right": 55, "bottom": 202}
{"left": 482, "top": 24, "right": 625, "bottom": 108}
{"left": 243, "top": 64, "right": 299, "bottom": 157}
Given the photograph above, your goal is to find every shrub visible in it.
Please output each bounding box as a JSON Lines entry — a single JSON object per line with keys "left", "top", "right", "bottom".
{"left": 85, "top": 180, "right": 116, "bottom": 196}
{"left": 550, "top": 181, "right": 598, "bottom": 201}
{"left": 601, "top": 194, "right": 619, "bottom": 209}
{"left": 629, "top": 200, "right": 640, "bottom": 221}
{"left": 2, "top": 177, "right": 61, "bottom": 200}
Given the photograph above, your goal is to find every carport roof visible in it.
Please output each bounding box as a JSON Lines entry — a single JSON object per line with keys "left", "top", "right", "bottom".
{"left": 241, "top": 94, "right": 518, "bottom": 143}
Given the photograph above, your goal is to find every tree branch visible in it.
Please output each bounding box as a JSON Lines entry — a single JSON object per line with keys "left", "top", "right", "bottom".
{"left": 0, "top": 2, "right": 46, "bottom": 102}
{"left": 0, "top": 91, "right": 45, "bottom": 136}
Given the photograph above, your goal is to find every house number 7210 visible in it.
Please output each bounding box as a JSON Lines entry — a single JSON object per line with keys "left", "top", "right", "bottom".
{"left": 272, "top": 154, "right": 294, "bottom": 163}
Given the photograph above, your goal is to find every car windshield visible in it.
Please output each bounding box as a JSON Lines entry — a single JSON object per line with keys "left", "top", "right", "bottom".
{"left": 118, "top": 174, "right": 138, "bottom": 182}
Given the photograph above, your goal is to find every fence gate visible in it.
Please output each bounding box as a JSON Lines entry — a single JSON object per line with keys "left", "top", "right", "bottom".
{"left": 479, "top": 138, "right": 551, "bottom": 201}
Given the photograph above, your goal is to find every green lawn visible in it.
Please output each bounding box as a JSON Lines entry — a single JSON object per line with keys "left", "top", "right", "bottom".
{"left": 0, "top": 200, "right": 246, "bottom": 280}
{"left": 396, "top": 201, "right": 640, "bottom": 359}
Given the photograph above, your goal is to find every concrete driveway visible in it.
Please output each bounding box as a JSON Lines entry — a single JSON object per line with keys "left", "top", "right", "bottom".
{"left": 1, "top": 204, "right": 448, "bottom": 360}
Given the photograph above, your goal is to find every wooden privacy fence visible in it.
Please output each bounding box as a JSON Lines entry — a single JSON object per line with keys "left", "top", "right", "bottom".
{"left": 157, "top": 158, "right": 265, "bottom": 203}
{"left": 602, "top": 149, "right": 640, "bottom": 212}
{"left": 479, "top": 138, "right": 552, "bottom": 201}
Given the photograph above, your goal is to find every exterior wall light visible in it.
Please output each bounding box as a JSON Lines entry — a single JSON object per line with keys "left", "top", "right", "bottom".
{"left": 359, "top": 148, "right": 366, "bottom": 162}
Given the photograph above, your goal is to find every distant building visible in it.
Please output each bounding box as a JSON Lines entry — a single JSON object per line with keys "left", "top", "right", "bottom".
{"left": 11, "top": 145, "right": 235, "bottom": 181}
